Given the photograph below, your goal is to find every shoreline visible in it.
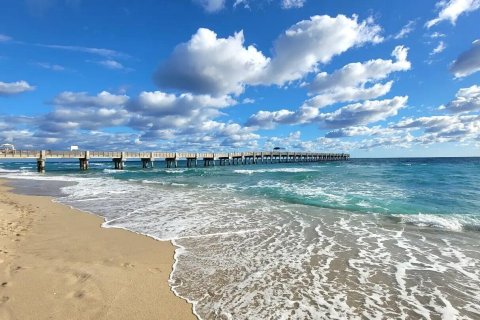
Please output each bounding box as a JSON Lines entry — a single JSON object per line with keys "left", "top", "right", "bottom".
{"left": 0, "top": 178, "right": 196, "bottom": 320}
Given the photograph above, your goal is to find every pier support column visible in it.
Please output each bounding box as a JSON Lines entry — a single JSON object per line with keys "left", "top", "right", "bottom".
{"left": 219, "top": 158, "right": 229, "bottom": 166}
{"left": 112, "top": 158, "right": 125, "bottom": 170}
{"left": 141, "top": 158, "right": 154, "bottom": 168}
{"left": 79, "top": 158, "right": 89, "bottom": 170}
{"left": 186, "top": 158, "right": 197, "bottom": 168}
{"left": 113, "top": 158, "right": 124, "bottom": 170}
{"left": 166, "top": 157, "right": 177, "bottom": 168}
{"left": 37, "top": 159, "right": 45, "bottom": 173}
{"left": 37, "top": 150, "right": 46, "bottom": 173}
{"left": 203, "top": 158, "right": 214, "bottom": 166}
{"left": 79, "top": 151, "right": 90, "bottom": 170}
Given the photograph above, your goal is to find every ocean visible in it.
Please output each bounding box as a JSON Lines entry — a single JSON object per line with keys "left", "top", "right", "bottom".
{"left": 1, "top": 157, "right": 480, "bottom": 319}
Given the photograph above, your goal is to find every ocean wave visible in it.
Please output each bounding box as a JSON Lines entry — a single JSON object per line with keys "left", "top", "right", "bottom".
{"left": 165, "top": 169, "right": 189, "bottom": 174}
{"left": 103, "top": 169, "right": 126, "bottom": 174}
{"left": 234, "top": 168, "right": 316, "bottom": 174}
{"left": 0, "top": 168, "right": 21, "bottom": 173}
{"left": 394, "top": 213, "right": 480, "bottom": 232}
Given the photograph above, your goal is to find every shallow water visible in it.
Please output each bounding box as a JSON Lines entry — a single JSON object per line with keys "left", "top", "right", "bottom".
{"left": 1, "top": 158, "right": 480, "bottom": 319}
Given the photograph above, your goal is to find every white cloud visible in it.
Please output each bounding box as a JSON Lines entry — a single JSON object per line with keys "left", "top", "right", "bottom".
{"left": 281, "top": 0, "right": 306, "bottom": 9}
{"left": 38, "top": 44, "right": 128, "bottom": 58}
{"left": 96, "top": 59, "right": 126, "bottom": 70}
{"left": 317, "top": 96, "right": 408, "bottom": 129}
{"left": 52, "top": 91, "right": 129, "bottom": 107}
{"left": 260, "top": 15, "right": 383, "bottom": 86}
{"left": 431, "top": 41, "right": 446, "bottom": 55}
{"left": 2, "top": 87, "right": 259, "bottom": 150}
{"left": 193, "top": 0, "right": 226, "bottom": 13}
{"left": 41, "top": 91, "right": 131, "bottom": 131}
{"left": 154, "top": 28, "right": 269, "bottom": 96}
{"left": 426, "top": 0, "right": 480, "bottom": 28}
{"left": 304, "top": 82, "right": 394, "bottom": 109}
{"left": 393, "top": 114, "right": 480, "bottom": 143}
{"left": 247, "top": 109, "right": 296, "bottom": 129}
{"left": 325, "top": 125, "right": 398, "bottom": 138}
{"left": 233, "top": 0, "right": 249, "bottom": 9}
{"left": 358, "top": 133, "right": 415, "bottom": 149}
{"left": 0, "top": 81, "right": 35, "bottom": 96}
{"left": 248, "top": 96, "right": 408, "bottom": 129}
{"left": 440, "top": 85, "right": 480, "bottom": 113}
{"left": 41, "top": 107, "right": 129, "bottom": 131}
{"left": 155, "top": 15, "right": 383, "bottom": 96}
{"left": 450, "top": 39, "right": 480, "bottom": 77}
{"left": 0, "top": 34, "right": 11, "bottom": 42}
{"left": 305, "top": 46, "right": 410, "bottom": 107}
{"left": 128, "top": 91, "right": 235, "bottom": 118}
{"left": 35, "top": 62, "right": 65, "bottom": 71}
{"left": 430, "top": 32, "right": 446, "bottom": 38}
{"left": 394, "top": 20, "right": 416, "bottom": 39}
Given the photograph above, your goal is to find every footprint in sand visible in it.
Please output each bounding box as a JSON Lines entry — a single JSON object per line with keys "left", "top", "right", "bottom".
{"left": 121, "top": 262, "right": 135, "bottom": 268}
{"left": 73, "top": 272, "right": 91, "bottom": 283}
{"left": 0, "top": 296, "right": 9, "bottom": 304}
{"left": 73, "top": 290, "right": 86, "bottom": 299}
{"left": 148, "top": 267, "right": 162, "bottom": 274}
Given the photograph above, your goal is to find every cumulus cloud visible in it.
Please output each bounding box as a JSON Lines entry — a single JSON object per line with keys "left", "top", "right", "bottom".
{"left": 0, "top": 81, "right": 35, "bottom": 96}
{"left": 41, "top": 107, "right": 129, "bottom": 132}
{"left": 325, "top": 125, "right": 398, "bottom": 138}
{"left": 305, "top": 46, "right": 410, "bottom": 107}
{"left": 52, "top": 91, "right": 129, "bottom": 107}
{"left": 128, "top": 91, "right": 235, "bottom": 119}
{"left": 439, "top": 85, "right": 480, "bottom": 113}
{"left": 304, "top": 82, "right": 394, "bottom": 109}
{"left": 3, "top": 88, "right": 257, "bottom": 150}
{"left": 155, "top": 15, "right": 382, "bottom": 96}
{"left": 260, "top": 15, "right": 383, "bottom": 85}
{"left": 394, "top": 20, "right": 416, "bottom": 39}
{"left": 39, "top": 91, "right": 131, "bottom": 132}
{"left": 426, "top": 0, "right": 480, "bottom": 28}
{"left": 450, "top": 39, "right": 480, "bottom": 77}
{"left": 393, "top": 114, "right": 480, "bottom": 143}
{"left": 193, "top": 0, "right": 225, "bottom": 12}
{"left": 248, "top": 96, "right": 408, "bottom": 129}
{"left": 154, "top": 28, "right": 269, "bottom": 96}
{"left": 281, "top": 0, "right": 306, "bottom": 9}
{"left": 317, "top": 96, "right": 408, "bottom": 129}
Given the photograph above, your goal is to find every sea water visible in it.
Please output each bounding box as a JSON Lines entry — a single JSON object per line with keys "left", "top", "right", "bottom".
{"left": 1, "top": 158, "right": 480, "bottom": 319}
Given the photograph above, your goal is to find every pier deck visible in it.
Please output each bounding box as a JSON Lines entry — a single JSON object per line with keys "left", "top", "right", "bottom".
{"left": 0, "top": 150, "right": 350, "bottom": 172}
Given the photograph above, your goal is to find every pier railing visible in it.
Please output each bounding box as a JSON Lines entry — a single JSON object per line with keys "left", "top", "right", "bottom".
{"left": 0, "top": 150, "right": 350, "bottom": 172}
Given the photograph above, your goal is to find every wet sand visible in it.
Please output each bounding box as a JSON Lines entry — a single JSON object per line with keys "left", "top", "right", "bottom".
{"left": 0, "top": 179, "right": 195, "bottom": 320}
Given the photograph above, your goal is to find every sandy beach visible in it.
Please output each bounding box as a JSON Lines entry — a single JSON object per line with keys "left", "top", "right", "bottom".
{"left": 0, "top": 179, "right": 195, "bottom": 320}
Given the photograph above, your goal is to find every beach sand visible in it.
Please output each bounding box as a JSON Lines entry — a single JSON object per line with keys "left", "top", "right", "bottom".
{"left": 0, "top": 179, "right": 195, "bottom": 320}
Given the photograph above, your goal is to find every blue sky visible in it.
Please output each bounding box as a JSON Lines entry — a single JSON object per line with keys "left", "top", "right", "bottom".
{"left": 0, "top": 0, "right": 479, "bottom": 157}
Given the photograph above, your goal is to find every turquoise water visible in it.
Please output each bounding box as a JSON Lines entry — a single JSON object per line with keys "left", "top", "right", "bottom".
{"left": 3, "top": 157, "right": 479, "bottom": 221}
{"left": 1, "top": 157, "right": 480, "bottom": 319}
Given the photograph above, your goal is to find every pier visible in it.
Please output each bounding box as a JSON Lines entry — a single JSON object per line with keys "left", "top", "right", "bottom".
{"left": 0, "top": 150, "right": 350, "bottom": 172}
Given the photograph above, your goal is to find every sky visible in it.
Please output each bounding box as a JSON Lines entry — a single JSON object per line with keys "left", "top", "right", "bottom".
{"left": 0, "top": 0, "right": 480, "bottom": 157}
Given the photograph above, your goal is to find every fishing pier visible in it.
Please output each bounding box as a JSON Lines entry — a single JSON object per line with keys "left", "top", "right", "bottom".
{"left": 0, "top": 150, "right": 350, "bottom": 172}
